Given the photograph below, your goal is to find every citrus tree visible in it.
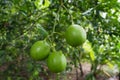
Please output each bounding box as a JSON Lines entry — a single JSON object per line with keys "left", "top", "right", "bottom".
{"left": 0, "top": 0, "right": 120, "bottom": 80}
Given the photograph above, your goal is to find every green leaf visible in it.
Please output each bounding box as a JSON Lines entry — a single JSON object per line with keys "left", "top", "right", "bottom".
{"left": 83, "top": 40, "right": 92, "bottom": 53}
{"left": 34, "top": 0, "right": 43, "bottom": 9}
{"left": 34, "top": 0, "right": 50, "bottom": 9}
{"left": 82, "top": 40, "right": 95, "bottom": 61}
{"left": 98, "top": 45, "right": 105, "bottom": 53}
{"left": 117, "top": 42, "right": 120, "bottom": 48}
{"left": 89, "top": 51, "right": 95, "bottom": 61}
{"left": 44, "top": 0, "right": 50, "bottom": 8}
{"left": 106, "top": 60, "right": 114, "bottom": 69}
{"left": 36, "top": 24, "right": 48, "bottom": 39}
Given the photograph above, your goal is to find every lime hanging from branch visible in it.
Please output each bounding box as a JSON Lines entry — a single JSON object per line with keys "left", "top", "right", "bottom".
{"left": 47, "top": 51, "right": 67, "bottom": 73}
{"left": 30, "top": 41, "right": 50, "bottom": 61}
{"left": 65, "top": 24, "right": 87, "bottom": 47}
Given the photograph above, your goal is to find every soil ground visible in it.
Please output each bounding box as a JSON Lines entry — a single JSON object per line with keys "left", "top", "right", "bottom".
{"left": 0, "top": 62, "right": 119, "bottom": 80}
{"left": 44, "top": 62, "right": 119, "bottom": 80}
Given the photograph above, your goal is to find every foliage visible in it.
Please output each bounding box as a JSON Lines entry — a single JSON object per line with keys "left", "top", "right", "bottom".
{"left": 0, "top": 0, "right": 120, "bottom": 80}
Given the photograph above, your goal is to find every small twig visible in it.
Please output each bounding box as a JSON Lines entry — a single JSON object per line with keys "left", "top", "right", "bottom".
{"left": 76, "top": 68, "right": 79, "bottom": 80}
{"left": 79, "top": 61, "right": 84, "bottom": 76}
{"left": 78, "top": 48, "right": 84, "bottom": 76}
{"left": 118, "top": 72, "right": 120, "bottom": 80}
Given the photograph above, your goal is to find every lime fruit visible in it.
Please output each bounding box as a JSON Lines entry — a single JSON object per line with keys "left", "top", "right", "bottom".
{"left": 47, "top": 51, "right": 67, "bottom": 73}
{"left": 65, "top": 24, "right": 87, "bottom": 47}
{"left": 30, "top": 41, "right": 50, "bottom": 61}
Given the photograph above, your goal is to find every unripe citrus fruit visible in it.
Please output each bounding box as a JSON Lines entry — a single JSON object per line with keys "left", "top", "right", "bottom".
{"left": 65, "top": 24, "right": 87, "bottom": 47}
{"left": 47, "top": 51, "right": 67, "bottom": 73}
{"left": 30, "top": 41, "right": 50, "bottom": 61}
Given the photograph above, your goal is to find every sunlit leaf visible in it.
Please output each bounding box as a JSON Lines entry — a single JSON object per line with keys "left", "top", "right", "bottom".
{"left": 34, "top": 0, "right": 50, "bottom": 9}
{"left": 89, "top": 51, "right": 95, "bottom": 61}
{"left": 98, "top": 44, "right": 105, "bottom": 53}
{"left": 103, "top": 60, "right": 114, "bottom": 69}
{"left": 82, "top": 40, "right": 92, "bottom": 53}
